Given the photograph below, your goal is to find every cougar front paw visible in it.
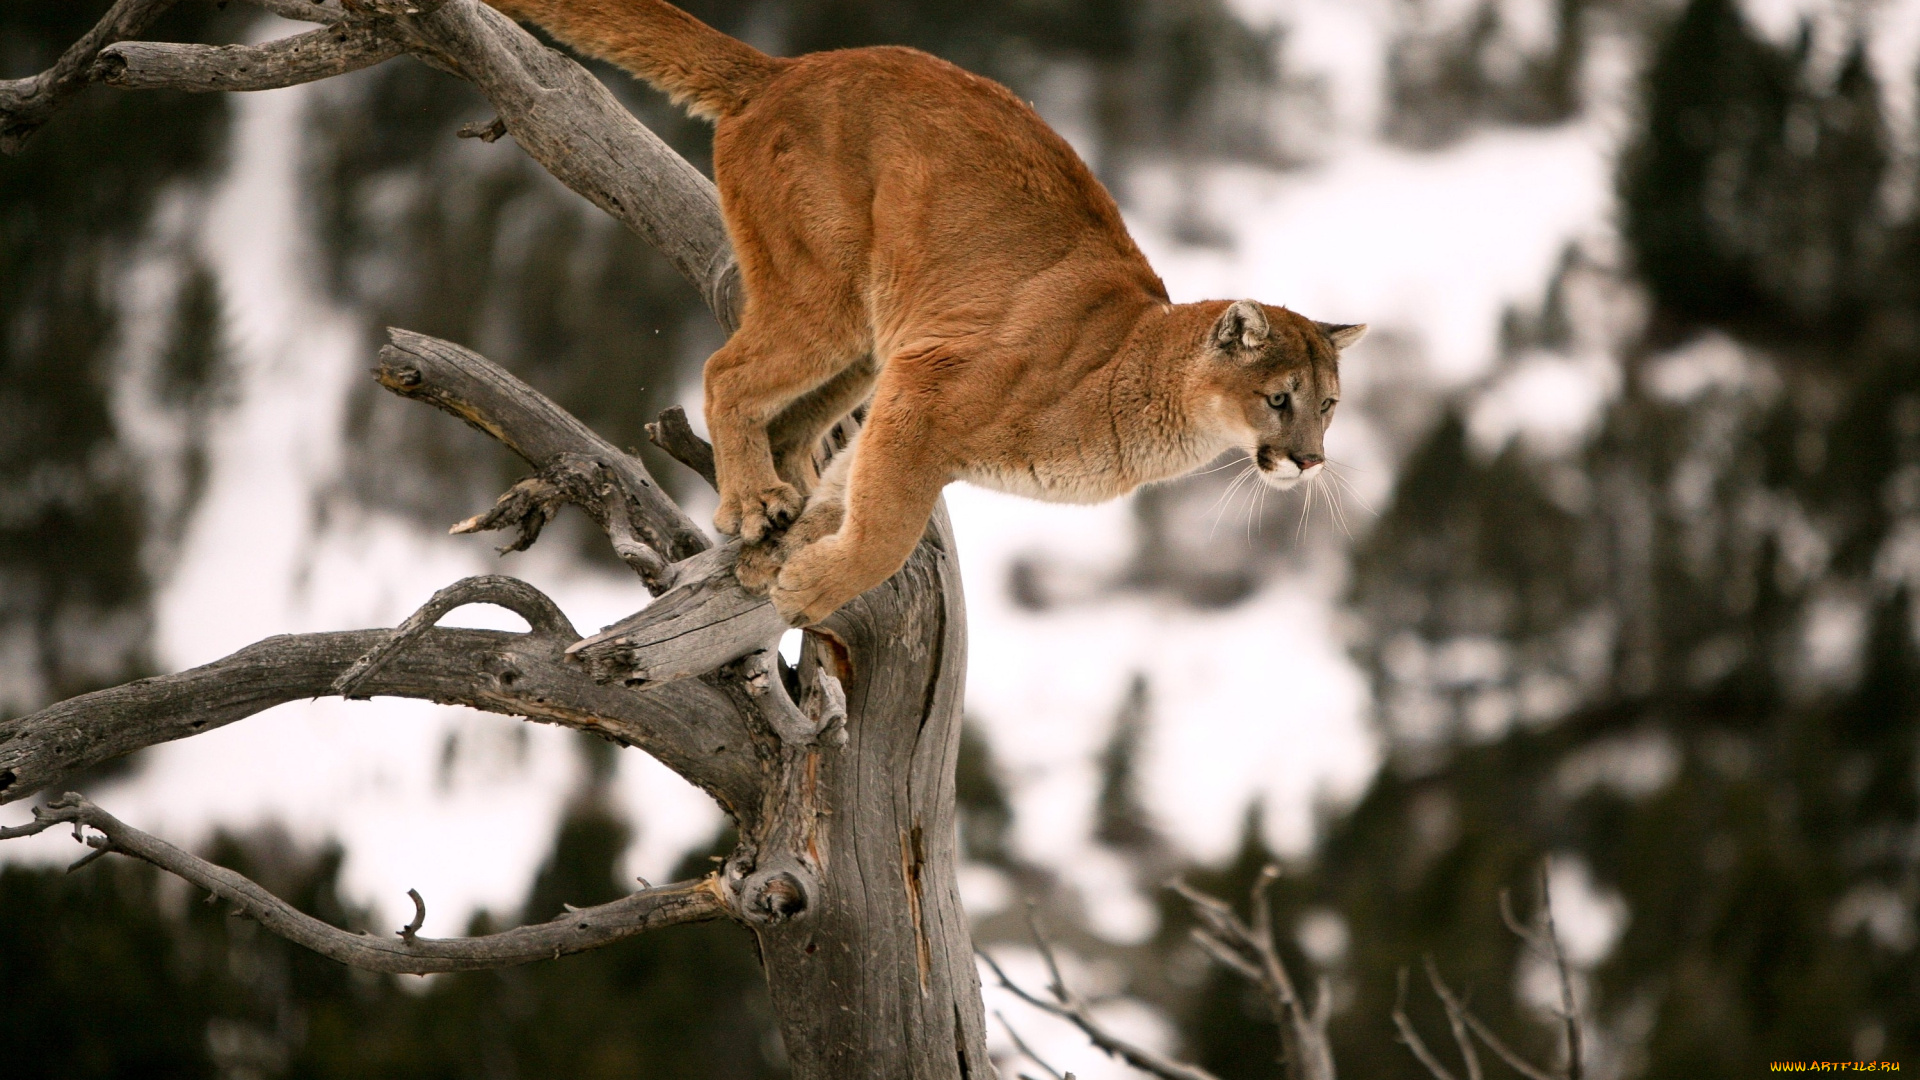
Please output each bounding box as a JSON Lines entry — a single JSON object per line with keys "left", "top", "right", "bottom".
{"left": 714, "top": 482, "right": 804, "bottom": 542}
{"left": 769, "top": 542, "right": 853, "bottom": 627}
{"left": 733, "top": 538, "right": 785, "bottom": 594}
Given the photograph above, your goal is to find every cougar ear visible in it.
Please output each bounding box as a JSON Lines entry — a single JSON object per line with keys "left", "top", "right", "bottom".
{"left": 1211, "top": 300, "right": 1270, "bottom": 353}
{"left": 1317, "top": 321, "right": 1368, "bottom": 350}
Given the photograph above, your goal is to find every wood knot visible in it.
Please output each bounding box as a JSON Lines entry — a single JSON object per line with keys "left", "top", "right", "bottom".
{"left": 743, "top": 870, "right": 810, "bottom": 925}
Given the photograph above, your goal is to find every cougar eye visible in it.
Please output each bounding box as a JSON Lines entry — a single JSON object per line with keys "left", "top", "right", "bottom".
{"left": 1321, "top": 398, "right": 1338, "bottom": 414}
{"left": 1267, "top": 392, "right": 1291, "bottom": 411}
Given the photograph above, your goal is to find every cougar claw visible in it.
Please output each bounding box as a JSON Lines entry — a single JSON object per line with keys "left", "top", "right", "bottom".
{"left": 715, "top": 482, "right": 804, "bottom": 543}
{"left": 734, "top": 540, "right": 784, "bottom": 593}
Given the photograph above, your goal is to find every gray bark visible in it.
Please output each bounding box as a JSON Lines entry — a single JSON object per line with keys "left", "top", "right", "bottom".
{"left": 0, "top": 2, "right": 990, "bottom": 1077}
{"left": 96, "top": 26, "right": 404, "bottom": 93}
{"left": 4, "top": 795, "right": 728, "bottom": 974}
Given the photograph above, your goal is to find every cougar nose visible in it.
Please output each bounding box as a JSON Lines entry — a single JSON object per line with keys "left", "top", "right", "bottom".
{"left": 1290, "top": 452, "right": 1324, "bottom": 471}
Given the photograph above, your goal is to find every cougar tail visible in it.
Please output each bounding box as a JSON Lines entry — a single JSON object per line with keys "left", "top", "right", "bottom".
{"left": 489, "top": 0, "right": 788, "bottom": 121}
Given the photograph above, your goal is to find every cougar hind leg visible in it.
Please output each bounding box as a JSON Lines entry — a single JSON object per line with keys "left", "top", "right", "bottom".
{"left": 766, "top": 355, "right": 877, "bottom": 493}
{"left": 703, "top": 320, "right": 867, "bottom": 541}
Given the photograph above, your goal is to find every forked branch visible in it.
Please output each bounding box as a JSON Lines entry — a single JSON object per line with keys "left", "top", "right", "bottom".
{"left": 1, "top": 0, "right": 836, "bottom": 1015}
{"left": 0, "top": 0, "right": 180, "bottom": 152}
{"left": 1394, "top": 859, "right": 1585, "bottom": 1080}
{"left": 980, "top": 912, "right": 1222, "bottom": 1080}
{"left": 1171, "top": 867, "right": 1337, "bottom": 1080}
{"left": 5, "top": 794, "right": 727, "bottom": 974}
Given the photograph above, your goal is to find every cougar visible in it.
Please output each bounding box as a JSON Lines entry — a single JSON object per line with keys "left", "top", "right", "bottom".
{"left": 487, "top": 0, "right": 1366, "bottom": 625}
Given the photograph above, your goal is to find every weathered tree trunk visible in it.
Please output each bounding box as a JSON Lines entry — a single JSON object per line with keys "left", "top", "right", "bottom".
{"left": 765, "top": 507, "right": 987, "bottom": 1076}
{"left": 0, "top": 3, "right": 992, "bottom": 1076}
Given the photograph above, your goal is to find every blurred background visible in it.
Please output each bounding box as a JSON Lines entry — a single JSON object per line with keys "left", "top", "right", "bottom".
{"left": 3, "top": 0, "right": 1917, "bottom": 1075}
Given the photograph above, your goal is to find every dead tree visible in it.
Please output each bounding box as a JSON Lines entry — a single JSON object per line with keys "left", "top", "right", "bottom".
{"left": 0, "top": 2, "right": 991, "bottom": 1076}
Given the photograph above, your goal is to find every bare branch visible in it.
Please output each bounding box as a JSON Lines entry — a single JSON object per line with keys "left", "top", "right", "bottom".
{"left": 0, "top": 0, "right": 180, "bottom": 154}
{"left": 0, "top": 619, "right": 766, "bottom": 821}
{"left": 1394, "top": 968, "right": 1460, "bottom": 1080}
{"left": 449, "top": 455, "right": 677, "bottom": 592}
{"left": 1169, "top": 872, "right": 1336, "bottom": 1080}
{"left": 647, "top": 405, "right": 719, "bottom": 490}
{"left": 997, "top": 1010, "right": 1068, "bottom": 1080}
{"left": 331, "top": 574, "right": 571, "bottom": 697}
{"left": 248, "top": 0, "right": 349, "bottom": 23}
{"left": 567, "top": 542, "right": 791, "bottom": 685}
{"left": 94, "top": 23, "right": 402, "bottom": 93}
{"left": 377, "top": 328, "right": 707, "bottom": 563}
{"left": 977, "top": 923, "right": 1222, "bottom": 1080}
{"left": 405, "top": 0, "right": 743, "bottom": 327}
{"left": 4, "top": 794, "right": 728, "bottom": 973}
{"left": 1422, "top": 957, "right": 1484, "bottom": 1080}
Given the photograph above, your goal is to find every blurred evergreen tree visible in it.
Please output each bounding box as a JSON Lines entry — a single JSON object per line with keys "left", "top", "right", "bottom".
{"left": 0, "top": 2, "right": 239, "bottom": 716}
{"left": 0, "top": 735, "right": 784, "bottom": 1078}
{"left": 956, "top": 720, "right": 1017, "bottom": 868}
{"left": 1386, "top": 0, "right": 1591, "bottom": 147}
{"left": 1228, "top": 0, "right": 1920, "bottom": 1073}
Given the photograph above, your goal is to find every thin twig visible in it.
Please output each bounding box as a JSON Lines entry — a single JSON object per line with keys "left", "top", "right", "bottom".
{"left": 978, "top": 944, "right": 1221, "bottom": 1080}
{"left": 398, "top": 888, "right": 427, "bottom": 942}
{"left": 1537, "top": 862, "right": 1583, "bottom": 1080}
{"left": 1423, "top": 957, "right": 1484, "bottom": 1080}
{"left": 1170, "top": 871, "right": 1336, "bottom": 1080}
{"left": 1393, "top": 968, "right": 1459, "bottom": 1080}
{"left": 1459, "top": 1013, "right": 1560, "bottom": 1080}
{"left": 2, "top": 794, "right": 729, "bottom": 974}
{"left": 1399, "top": 859, "right": 1583, "bottom": 1080}
{"left": 996, "top": 1010, "right": 1067, "bottom": 1080}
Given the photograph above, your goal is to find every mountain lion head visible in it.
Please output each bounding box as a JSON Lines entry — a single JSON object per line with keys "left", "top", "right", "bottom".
{"left": 1205, "top": 299, "right": 1366, "bottom": 491}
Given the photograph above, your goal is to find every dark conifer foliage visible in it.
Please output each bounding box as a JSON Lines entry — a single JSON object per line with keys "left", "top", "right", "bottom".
{"left": 1281, "top": 0, "right": 1920, "bottom": 1072}
{"left": 1620, "top": 0, "right": 1889, "bottom": 343}
{"left": 1386, "top": 0, "right": 1591, "bottom": 147}
{"left": 0, "top": 3, "right": 238, "bottom": 715}
{"left": 0, "top": 736, "right": 784, "bottom": 1079}
{"left": 681, "top": 0, "right": 1281, "bottom": 165}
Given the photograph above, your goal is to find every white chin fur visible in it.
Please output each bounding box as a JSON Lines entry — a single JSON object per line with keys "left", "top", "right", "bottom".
{"left": 1257, "top": 460, "right": 1320, "bottom": 490}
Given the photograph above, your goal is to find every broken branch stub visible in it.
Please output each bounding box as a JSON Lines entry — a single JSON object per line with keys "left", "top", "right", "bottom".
{"left": 376, "top": 328, "right": 707, "bottom": 563}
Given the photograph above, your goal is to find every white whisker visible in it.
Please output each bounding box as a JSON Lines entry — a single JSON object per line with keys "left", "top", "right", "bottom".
{"left": 1245, "top": 474, "right": 1266, "bottom": 544}
{"left": 1326, "top": 464, "right": 1377, "bottom": 517}
{"left": 1327, "top": 479, "right": 1354, "bottom": 540}
{"left": 1295, "top": 479, "right": 1314, "bottom": 547}
{"left": 1207, "top": 463, "right": 1259, "bottom": 540}
{"left": 1190, "top": 454, "right": 1251, "bottom": 479}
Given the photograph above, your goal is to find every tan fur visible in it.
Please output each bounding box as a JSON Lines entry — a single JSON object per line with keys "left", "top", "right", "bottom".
{"left": 489, "top": 0, "right": 1366, "bottom": 625}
